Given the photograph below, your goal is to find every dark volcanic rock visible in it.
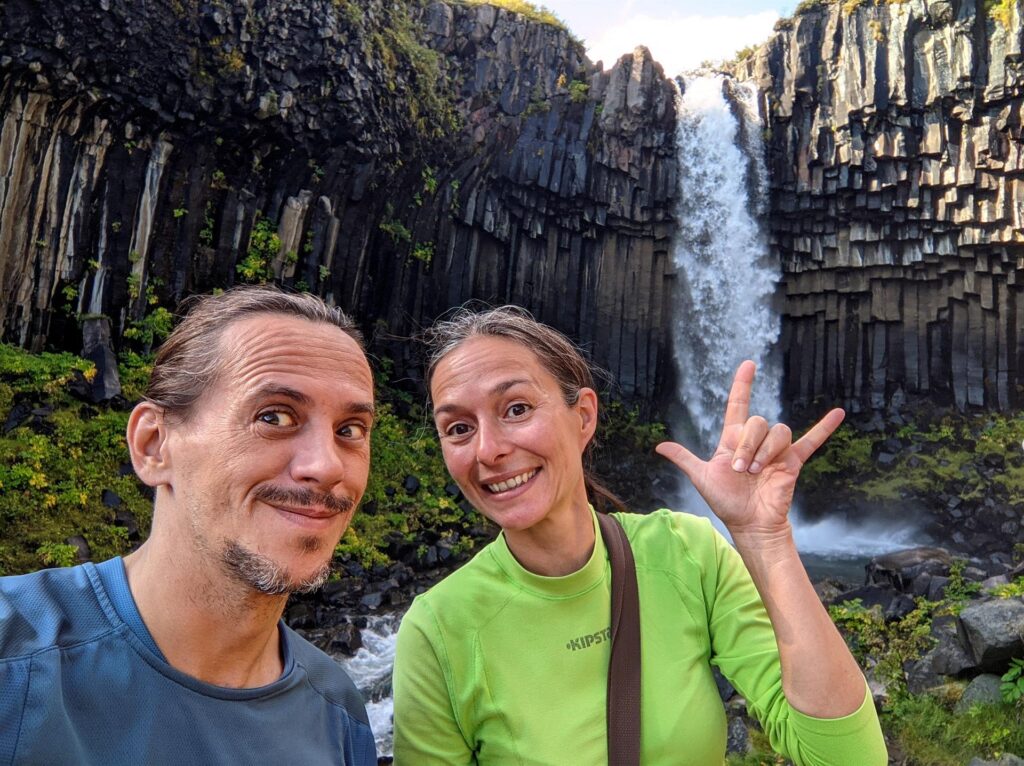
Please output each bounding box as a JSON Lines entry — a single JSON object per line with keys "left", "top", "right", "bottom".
{"left": 734, "top": 0, "right": 1024, "bottom": 413}
{"left": 957, "top": 597, "right": 1024, "bottom": 670}
{"left": 0, "top": 0, "right": 678, "bottom": 405}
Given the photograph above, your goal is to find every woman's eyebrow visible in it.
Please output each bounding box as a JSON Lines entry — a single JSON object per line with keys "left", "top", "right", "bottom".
{"left": 433, "top": 378, "right": 530, "bottom": 417}
{"left": 491, "top": 378, "right": 529, "bottom": 396}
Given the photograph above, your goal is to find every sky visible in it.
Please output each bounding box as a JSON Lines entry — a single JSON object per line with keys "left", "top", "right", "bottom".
{"left": 538, "top": 0, "right": 796, "bottom": 76}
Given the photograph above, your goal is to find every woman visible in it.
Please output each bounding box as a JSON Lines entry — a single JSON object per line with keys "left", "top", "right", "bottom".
{"left": 391, "top": 306, "right": 886, "bottom": 765}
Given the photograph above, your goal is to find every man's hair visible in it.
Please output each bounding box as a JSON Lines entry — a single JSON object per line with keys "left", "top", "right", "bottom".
{"left": 145, "top": 286, "right": 364, "bottom": 419}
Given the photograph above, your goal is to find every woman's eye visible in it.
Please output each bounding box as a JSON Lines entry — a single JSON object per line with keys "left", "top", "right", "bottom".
{"left": 258, "top": 410, "right": 296, "bottom": 427}
{"left": 338, "top": 423, "right": 368, "bottom": 440}
{"left": 444, "top": 422, "right": 472, "bottom": 438}
{"left": 506, "top": 403, "right": 531, "bottom": 418}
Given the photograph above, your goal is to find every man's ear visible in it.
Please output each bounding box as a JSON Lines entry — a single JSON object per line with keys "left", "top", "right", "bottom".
{"left": 576, "top": 387, "right": 599, "bottom": 449}
{"left": 126, "top": 401, "right": 174, "bottom": 487}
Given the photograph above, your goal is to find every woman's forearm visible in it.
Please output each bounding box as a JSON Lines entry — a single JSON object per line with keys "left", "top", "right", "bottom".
{"left": 730, "top": 523, "right": 867, "bottom": 718}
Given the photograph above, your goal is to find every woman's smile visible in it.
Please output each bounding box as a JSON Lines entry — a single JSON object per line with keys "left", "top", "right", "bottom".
{"left": 483, "top": 468, "right": 539, "bottom": 495}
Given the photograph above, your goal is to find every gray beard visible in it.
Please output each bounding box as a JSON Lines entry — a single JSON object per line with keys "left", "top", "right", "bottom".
{"left": 220, "top": 540, "right": 332, "bottom": 596}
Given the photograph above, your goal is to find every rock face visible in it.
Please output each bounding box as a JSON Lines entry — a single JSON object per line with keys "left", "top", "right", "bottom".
{"left": 739, "top": 0, "right": 1024, "bottom": 412}
{"left": 0, "top": 0, "right": 678, "bottom": 402}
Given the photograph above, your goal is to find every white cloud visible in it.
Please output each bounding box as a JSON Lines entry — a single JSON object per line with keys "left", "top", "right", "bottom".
{"left": 584, "top": 11, "right": 779, "bottom": 75}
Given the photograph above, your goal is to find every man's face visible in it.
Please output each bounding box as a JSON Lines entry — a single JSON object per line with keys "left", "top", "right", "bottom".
{"left": 163, "top": 313, "right": 374, "bottom": 595}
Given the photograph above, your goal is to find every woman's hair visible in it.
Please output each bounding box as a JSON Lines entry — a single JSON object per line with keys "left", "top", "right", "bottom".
{"left": 146, "top": 285, "right": 363, "bottom": 420}
{"left": 423, "top": 305, "right": 625, "bottom": 513}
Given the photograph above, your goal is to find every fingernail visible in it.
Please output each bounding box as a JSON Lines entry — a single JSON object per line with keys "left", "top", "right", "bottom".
{"left": 732, "top": 458, "right": 747, "bottom": 472}
{"left": 748, "top": 461, "right": 761, "bottom": 474}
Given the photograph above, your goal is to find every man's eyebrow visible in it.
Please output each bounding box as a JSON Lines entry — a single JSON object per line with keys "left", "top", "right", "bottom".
{"left": 349, "top": 401, "right": 376, "bottom": 420}
{"left": 248, "top": 385, "right": 375, "bottom": 419}
{"left": 249, "top": 384, "right": 313, "bottom": 406}
{"left": 433, "top": 379, "right": 530, "bottom": 417}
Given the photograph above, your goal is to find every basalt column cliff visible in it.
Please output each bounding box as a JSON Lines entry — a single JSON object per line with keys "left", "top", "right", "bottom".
{"left": 0, "top": 1, "right": 677, "bottom": 400}
{"left": 741, "top": 0, "right": 1024, "bottom": 412}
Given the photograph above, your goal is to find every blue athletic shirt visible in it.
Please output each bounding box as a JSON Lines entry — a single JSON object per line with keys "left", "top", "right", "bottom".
{"left": 0, "top": 558, "right": 377, "bottom": 765}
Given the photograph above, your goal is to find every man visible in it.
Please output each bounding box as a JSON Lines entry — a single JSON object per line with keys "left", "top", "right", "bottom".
{"left": 0, "top": 286, "right": 378, "bottom": 764}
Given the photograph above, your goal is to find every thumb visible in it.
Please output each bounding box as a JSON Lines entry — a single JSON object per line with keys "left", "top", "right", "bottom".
{"left": 655, "top": 441, "right": 703, "bottom": 482}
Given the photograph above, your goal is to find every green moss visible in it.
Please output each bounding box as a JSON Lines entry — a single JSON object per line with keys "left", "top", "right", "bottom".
{"left": 367, "top": 4, "right": 459, "bottom": 140}
{"left": 0, "top": 345, "right": 154, "bottom": 576}
{"left": 985, "top": 0, "right": 1015, "bottom": 28}
{"left": 461, "top": 0, "right": 569, "bottom": 30}
{"left": 883, "top": 694, "right": 1024, "bottom": 764}
{"left": 800, "top": 411, "right": 1024, "bottom": 511}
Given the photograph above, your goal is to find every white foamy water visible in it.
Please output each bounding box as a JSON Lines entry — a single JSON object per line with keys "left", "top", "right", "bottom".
{"left": 791, "top": 514, "right": 925, "bottom": 557}
{"left": 666, "top": 75, "right": 924, "bottom": 562}
{"left": 332, "top": 614, "right": 400, "bottom": 758}
{"left": 670, "top": 74, "right": 782, "bottom": 448}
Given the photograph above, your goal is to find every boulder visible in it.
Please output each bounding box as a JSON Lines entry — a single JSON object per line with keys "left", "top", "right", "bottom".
{"left": 957, "top": 598, "right": 1024, "bottom": 670}
{"left": 954, "top": 674, "right": 1005, "bottom": 713}
{"left": 865, "top": 548, "right": 953, "bottom": 591}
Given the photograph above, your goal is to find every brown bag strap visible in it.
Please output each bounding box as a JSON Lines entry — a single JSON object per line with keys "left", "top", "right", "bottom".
{"left": 596, "top": 512, "right": 642, "bottom": 766}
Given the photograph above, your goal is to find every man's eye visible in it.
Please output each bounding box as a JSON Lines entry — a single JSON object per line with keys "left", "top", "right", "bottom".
{"left": 258, "top": 410, "right": 296, "bottom": 427}
{"left": 338, "top": 423, "right": 368, "bottom": 439}
{"left": 506, "top": 403, "right": 531, "bottom": 418}
{"left": 444, "top": 422, "right": 472, "bottom": 438}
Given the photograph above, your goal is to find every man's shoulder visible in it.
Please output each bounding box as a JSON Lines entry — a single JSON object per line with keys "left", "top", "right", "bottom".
{"left": 0, "top": 564, "right": 113, "bottom": 661}
{"left": 282, "top": 623, "right": 370, "bottom": 726}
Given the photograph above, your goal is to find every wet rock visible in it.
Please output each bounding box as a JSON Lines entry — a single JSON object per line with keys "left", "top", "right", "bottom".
{"left": 865, "top": 548, "right": 953, "bottom": 591}
{"left": 327, "top": 622, "right": 363, "bottom": 656}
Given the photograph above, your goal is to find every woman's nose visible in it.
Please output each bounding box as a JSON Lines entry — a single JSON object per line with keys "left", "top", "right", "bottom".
{"left": 475, "top": 420, "right": 510, "bottom": 465}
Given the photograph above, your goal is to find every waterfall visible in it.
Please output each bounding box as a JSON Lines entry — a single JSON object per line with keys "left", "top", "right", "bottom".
{"left": 668, "top": 74, "right": 924, "bottom": 557}
{"left": 669, "top": 74, "right": 782, "bottom": 460}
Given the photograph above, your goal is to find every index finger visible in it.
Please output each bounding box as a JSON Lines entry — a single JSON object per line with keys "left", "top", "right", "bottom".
{"left": 791, "top": 408, "right": 846, "bottom": 464}
{"left": 722, "top": 360, "right": 757, "bottom": 429}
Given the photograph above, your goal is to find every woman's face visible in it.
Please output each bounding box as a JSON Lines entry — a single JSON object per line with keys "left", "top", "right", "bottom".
{"left": 430, "top": 335, "right": 597, "bottom": 534}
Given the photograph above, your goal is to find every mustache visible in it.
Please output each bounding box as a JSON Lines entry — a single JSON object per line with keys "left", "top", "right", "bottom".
{"left": 253, "top": 485, "right": 355, "bottom": 515}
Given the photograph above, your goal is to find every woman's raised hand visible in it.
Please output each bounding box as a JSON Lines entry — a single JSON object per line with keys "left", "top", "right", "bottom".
{"left": 654, "top": 361, "right": 844, "bottom": 537}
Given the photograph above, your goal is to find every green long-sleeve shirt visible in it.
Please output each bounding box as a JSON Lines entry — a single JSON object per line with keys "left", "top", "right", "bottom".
{"left": 392, "top": 509, "right": 886, "bottom": 765}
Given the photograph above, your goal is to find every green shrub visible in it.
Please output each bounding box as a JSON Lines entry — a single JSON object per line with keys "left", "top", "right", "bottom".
{"left": 1002, "top": 658, "right": 1024, "bottom": 705}
{"left": 990, "top": 577, "right": 1024, "bottom": 599}
{"left": 36, "top": 542, "right": 79, "bottom": 568}
{"left": 236, "top": 214, "right": 280, "bottom": 284}
{"left": 568, "top": 80, "right": 589, "bottom": 103}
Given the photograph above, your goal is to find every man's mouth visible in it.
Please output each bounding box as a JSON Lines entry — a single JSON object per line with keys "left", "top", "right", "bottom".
{"left": 484, "top": 469, "right": 538, "bottom": 494}
{"left": 274, "top": 504, "right": 339, "bottom": 519}
{"left": 254, "top": 485, "right": 353, "bottom": 515}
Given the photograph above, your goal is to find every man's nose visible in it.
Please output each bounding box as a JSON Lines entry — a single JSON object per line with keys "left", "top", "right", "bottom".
{"left": 290, "top": 424, "right": 347, "bottom": 487}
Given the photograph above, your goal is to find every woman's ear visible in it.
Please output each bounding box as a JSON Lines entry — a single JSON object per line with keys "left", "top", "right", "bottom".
{"left": 126, "top": 401, "right": 173, "bottom": 488}
{"left": 576, "top": 387, "right": 599, "bottom": 448}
